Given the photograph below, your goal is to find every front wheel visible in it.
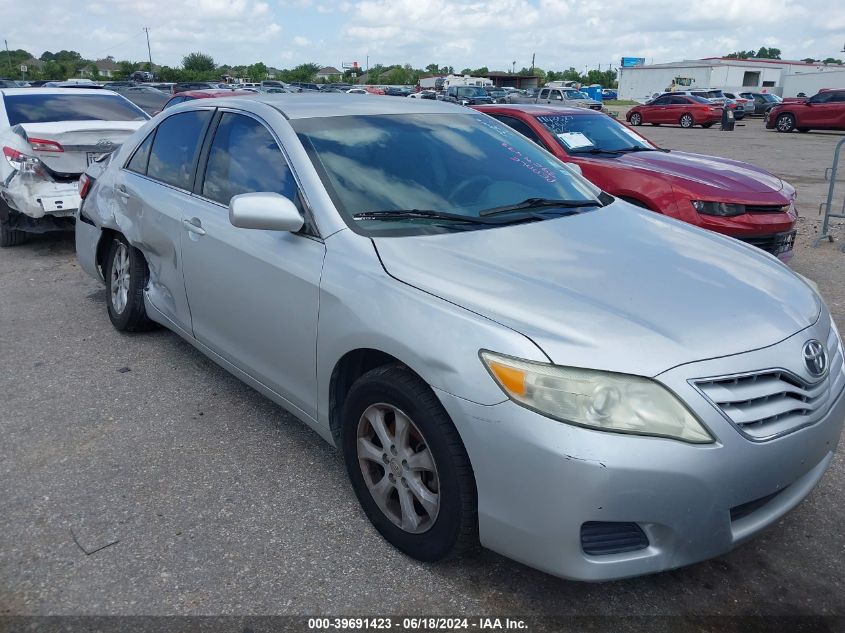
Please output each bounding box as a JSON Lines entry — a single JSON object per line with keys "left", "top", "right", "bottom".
{"left": 342, "top": 364, "right": 478, "bottom": 562}
{"left": 776, "top": 113, "right": 795, "bottom": 133}
{"left": 104, "top": 236, "right": 156, "bottom": 331}
{"left": 679, "top": 113, "right": 694, "bottom": 128}
{"left": 629, "top": 112, "right": 642, "bottom": 126}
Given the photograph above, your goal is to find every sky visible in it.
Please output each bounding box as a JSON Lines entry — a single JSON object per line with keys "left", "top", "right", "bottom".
{"left": 2, "top": 0, "right": 844, "bottom": 72}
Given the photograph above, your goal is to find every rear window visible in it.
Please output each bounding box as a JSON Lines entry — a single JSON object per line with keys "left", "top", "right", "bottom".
{"left": 689, "top": 96, "right": 713, "bottom": 104}
{"left": 3, "top": 93, "right": 148, "bottom": 125}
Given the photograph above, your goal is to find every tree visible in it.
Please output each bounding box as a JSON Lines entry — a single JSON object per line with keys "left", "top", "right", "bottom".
{"left": 802, "top": 57, "right": 817, "bottom": 63}
{"left": 724, "top": 47, "right": 781, "bottom": 60}
{"left": 182, "top": 52, "right": 215, "bottom": 73}
{"left": 470, "top": 66, "right": 489, "bottom": 76}
{"left": 823, "top": 57, "right": 843, "bottom": 64}
{"left": 247, "top": 62, "right": 268, "bottom": 80}
{"left": 425, "top": 63, "right": 440, "bottom": 74}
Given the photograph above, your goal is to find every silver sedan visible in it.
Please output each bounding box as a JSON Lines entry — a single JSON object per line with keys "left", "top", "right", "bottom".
{"left": 76, "top": 94, "right": 844, "bottom": 581}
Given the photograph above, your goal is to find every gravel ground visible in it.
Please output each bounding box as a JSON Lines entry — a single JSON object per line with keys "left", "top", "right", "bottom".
{"left": 1, "top": 117, "right": 844, "bottom": 623}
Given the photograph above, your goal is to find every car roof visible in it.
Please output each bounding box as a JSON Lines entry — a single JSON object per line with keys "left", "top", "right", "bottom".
{"left": 473, "top": 104, "right": 597, "bottom": 116}
{"left": 176, "top": 89, "right": 255, "bottom": 98}
{"left": 0, "top": 88, "right": 120, "bottom": 96}
{"left": 192, "top": 92, "right": 470, "bottom": 119}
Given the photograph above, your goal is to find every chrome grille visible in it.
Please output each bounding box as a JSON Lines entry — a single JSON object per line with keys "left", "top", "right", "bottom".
{"left": 695, "top": 326, "right": 844, "bottom": 440}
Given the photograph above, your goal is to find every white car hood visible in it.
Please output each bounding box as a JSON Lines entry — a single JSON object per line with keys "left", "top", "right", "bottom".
{"left": 373, "top": 205, "right": 820, "bottom": 377}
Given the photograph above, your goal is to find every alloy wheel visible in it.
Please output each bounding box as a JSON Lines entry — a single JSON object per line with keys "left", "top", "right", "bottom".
{"left": 357, "top": 403, "right": 440, "bottom": 534}
{"left": 776, "top": 114, "right": 794, "bottom": 133}
{"left": 680, "top": 114, "right": 693, "bottom": 128}
{"left": 110, "top": 242, "right": 130, "bottom": 315}
{"left": 630, "top": 113, "right": 641, "bottom": 126}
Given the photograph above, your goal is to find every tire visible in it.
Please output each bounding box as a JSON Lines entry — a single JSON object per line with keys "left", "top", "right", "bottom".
{"left": 104, "top": 235, "right": 156, "bottom": 331}
{"left": 735, "top": 113, "right": 744, "bottom": 121}
{"left": 629, "top": 112, "right": 642, "bottom": 126}
{"left": 342, "top": 364, "right": 478, "bottom": 562}
{"left": 775, "top": 113, "right": 795, "bottom": 133}
{"left": 679, "top": 113, "right": 694, "bottom": 128}
{"left": 0, "top": 201, "right": 27, "bottom": 247}
{"left": 701, "top": 122, "right": 714, "bottom": 129}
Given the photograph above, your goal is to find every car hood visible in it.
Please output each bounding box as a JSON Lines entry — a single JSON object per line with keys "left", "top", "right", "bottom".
{"left": 373, "top": 205, "right": 819, "bottom": 377}
{"left": 613, "top": 150, "right": 785, "bottom": 194}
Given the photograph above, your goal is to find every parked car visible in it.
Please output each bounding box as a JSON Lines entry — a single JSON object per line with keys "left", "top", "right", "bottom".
{"left": 765, "top": 89, "right": 845, "bottom": 133}
{"left": 0, "top": 88, "right": 148, "bottom": 245}
{"left": 289, "top": 82, "right": 321, "bottom": 92}
{"left": 723, "top": 92, "right": 755, "bottom": 118}
{"left": 102, "top": 81, "right": 137, "bottom": 90}
{"left": 409, "top": 90, "right": 437, "bottom": 100}
{"left": 484, "top": 87, "right": 508, "bottom": 103}
{"left": 739, "top": 92, "right": 782, "bottom": 116}
{"left": 172, "top": 82, "right": 221, "bottom": 94}
{"left": 159, "top": 89, "right": 255, "bottom": 114}
{"left": 383, "top": 87, "right": 407, "bottom": 97}
{"left": 650, "top": 90, "right": 742, "bottom": 119}
{"left": 509, "top": 87, "right": 603, "bottom": 111}
{"left": 76, "top": 94, "right": 843, "bottom": 582}
{"left": 627, "top": 94, "right": 723, "bottom": 128}
{"left": 443, "top": 85, "right": 493, "bottom": 105}
{"left": 346, "top": 88, "right": 370, "bottom": 95}
{"left": 0, "top": 80, "right": 20, "bottom": 88}
{"left": 476, "top": 104, "right": 798, "bottom": 258}
{"left": 110, "top": 85, "right": 170, "bottom": 115}
{"left": 26, "top": 80, "right": 62, "bottom": 87}
{"left": 601, "top": 88, "right": 618, "bottom": 100}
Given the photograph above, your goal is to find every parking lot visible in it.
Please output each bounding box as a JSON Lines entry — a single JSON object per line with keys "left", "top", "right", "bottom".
{"left": 2, "top": 115, "right": 845, "bottom": 623}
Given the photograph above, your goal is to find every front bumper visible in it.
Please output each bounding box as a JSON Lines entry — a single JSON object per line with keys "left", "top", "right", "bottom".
{"left": 436, "top": 325, "right": 844, "bottom": 581}
{"left": 1, "top": 173, "right": 81, "bottom": 219}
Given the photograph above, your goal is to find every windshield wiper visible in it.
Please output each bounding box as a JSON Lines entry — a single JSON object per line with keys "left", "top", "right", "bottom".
{"left": 615, "top": 146, "right": 668, "bottom": 153}
{"left": 571, "top": 148, "right": 623, "bottom": 155}
{"left": 352, "top": 210, "right": 493, "bottom": 224}
{"left": 479, "top": 197, "right": 602, "bottom": 217}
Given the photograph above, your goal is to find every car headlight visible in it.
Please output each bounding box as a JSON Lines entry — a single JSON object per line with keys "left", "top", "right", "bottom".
{"left": 481, "top": 351, "right": 713, "bottom": 443}
{"left": 691, "top": 200, "right": 746, "bottom": 216}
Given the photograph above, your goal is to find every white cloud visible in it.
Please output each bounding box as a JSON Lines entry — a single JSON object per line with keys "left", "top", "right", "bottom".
{"left": 2, "top": 0, "right": 843, "bottom": 72}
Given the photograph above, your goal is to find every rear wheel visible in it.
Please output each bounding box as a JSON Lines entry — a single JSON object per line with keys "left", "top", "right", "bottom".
{"left": 629, "top": 112, "right": 642, "bottom": 126}
{"left": 679, "top": 113, "right": 694, "bottom": 128}
{"left": 342, "top": 364, "right": 478, "bottom": 562}
{"left": 104, "top": 236, "right": 156, "bottom": 331}
{"left": 775, "top": 113, "right": 795, "bottom": 133}
{"left": 0, "top": 201, "right": 27, "bottom": 247}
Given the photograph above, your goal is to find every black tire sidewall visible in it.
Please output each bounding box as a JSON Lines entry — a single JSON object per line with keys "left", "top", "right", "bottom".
{"left": 104, "top": 237, "right": 149, "bottom": 330}
{"left": 341, "top": 367, "right": 472, "bottom": 562}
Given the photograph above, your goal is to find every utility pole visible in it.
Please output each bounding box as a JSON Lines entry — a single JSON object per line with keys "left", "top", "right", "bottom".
{"left": 512, "top": 60, "right": 516, "bottom": 74}
{"left": 530, "top": 53, "right": 535, "bottom": 74}
{"left": 5, "top": 40, "right": 11, "bottom": 75}
{"left": 143, "top": 27, "right": 153, "bottom": 71}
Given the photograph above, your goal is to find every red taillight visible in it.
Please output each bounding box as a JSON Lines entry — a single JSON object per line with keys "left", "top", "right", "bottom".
{"left": 78, "top": 173, "right": 93, "bottom": 199}
{"left": 3, "top": 145, "right": 44, "bottom": 174}
{"left": 28, "top": 137, "right": 64, "bottom": 152}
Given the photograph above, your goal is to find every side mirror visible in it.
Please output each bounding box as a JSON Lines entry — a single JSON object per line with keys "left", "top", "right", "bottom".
{"left": 229, "top": 192, "right": 304, "bottom": 232}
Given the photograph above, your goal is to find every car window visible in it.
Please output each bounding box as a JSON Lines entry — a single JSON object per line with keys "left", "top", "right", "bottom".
{"left": 126, "top": 132, "right": 154, "bottom": 175}
{"left": 147, "top": 110, "right": 212, "bottom": 190}
{"left": 651, "top": 96, "right": 672, "bottom": 105}
{"left": 809, "top": 92, "right": 836, "bottom": 104}
{"left": 163, "top": 96, "right": 185, "bottom": 109}
{"left": 2, "top": 93, "right": 148, "bottom": 125}
{"left": 688, "top": 95, "right": 712, "bottom": 104}
{"left": 491, "top": 115, "right": 545, "bottom": 147}
{"left": 670, "top": 96, "right": 690, "bottom": 105}
{"left": 830, "top": 92, "right": 845, "bottom": 103}
{"left": 550, "top": 91, "right": 563, "bottom": 100}
{"left": 539, "top": 89, "right": 549, "bottom": 99}
{"left": 202, "top": 113, "right": 297, "bottom": 205}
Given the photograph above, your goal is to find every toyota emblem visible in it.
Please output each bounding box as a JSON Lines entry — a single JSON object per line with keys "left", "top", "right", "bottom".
{"left": 802, "top": 340, "right": 828, "bottom": 378}
{"left": 96, "top": 139, "right": 115, "bottom": 150}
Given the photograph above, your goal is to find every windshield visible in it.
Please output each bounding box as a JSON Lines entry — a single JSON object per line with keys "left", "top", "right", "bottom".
{"left": 762, "top": 94, "right": 779, "bottom": 102}
{"left": 536, "top": 113, "right": 655, "bottom": 153}
{"left": 3, "top": 93, "right": 149, "bottom": 125}
{"left": 459, "top": 87, "right": 488, "bottom": 97}
{"left": 293, "top": 113, "right": 602, "bottom": 236}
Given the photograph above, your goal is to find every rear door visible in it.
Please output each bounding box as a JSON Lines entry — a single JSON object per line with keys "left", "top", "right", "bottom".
{"left": 114, "top": 108, "right": 213, "bottom": 332}
{"left": 180, "top": 109, "right": 325, "bottom": 418}
{"left": 800, "top": 91, "right": 838, "bottom": 127}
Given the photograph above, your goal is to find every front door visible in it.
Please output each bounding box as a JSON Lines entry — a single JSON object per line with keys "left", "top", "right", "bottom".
{"left": 180, "top": 111, "right": 325, "bottom": 419}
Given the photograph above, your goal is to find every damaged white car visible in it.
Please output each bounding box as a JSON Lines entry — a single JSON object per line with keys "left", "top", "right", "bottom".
{"left": 0, "top": 88, "right": 148, "bottom": 246}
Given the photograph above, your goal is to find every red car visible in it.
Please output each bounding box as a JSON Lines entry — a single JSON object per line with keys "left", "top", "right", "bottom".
{"left": 156, "top": 89, "right": 255, "bottom": 114}
{"left": 766, "top": 89, "right": 845, "bottom": 133}
{"left": 626, "top": 94, "right": 723, "bottom": 128}
{"left": 474, "top": 104, "right": 797, "bottom": 259}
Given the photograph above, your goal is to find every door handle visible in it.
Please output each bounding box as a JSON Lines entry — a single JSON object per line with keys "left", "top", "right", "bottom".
{"left": 116, "top": 185, "right": 130, "bottom": 198}
{"left": 182, "top": 217, "right": 206, "bottom": 236}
